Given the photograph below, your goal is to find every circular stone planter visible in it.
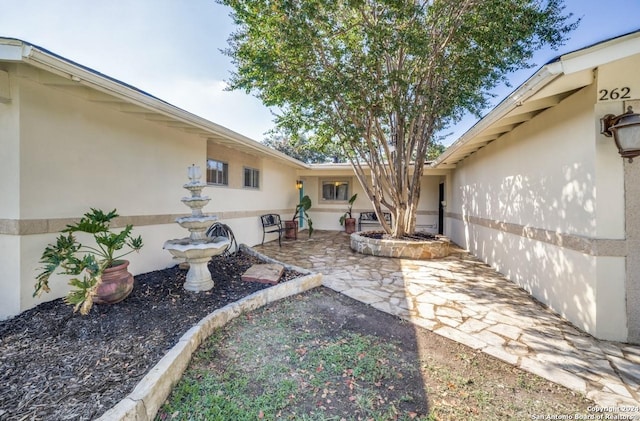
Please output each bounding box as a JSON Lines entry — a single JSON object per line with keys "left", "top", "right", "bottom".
{"left": 350, "top": 231, "right": 451, "bottom": 259}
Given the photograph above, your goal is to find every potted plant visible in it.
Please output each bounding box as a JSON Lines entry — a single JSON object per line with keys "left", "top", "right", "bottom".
{"left": 34, "top": 208, "right": 143, "bottom": 315}
{"left": 285, "top": 195, "right": 314, "bottom": 240}
{"left": 339, "top": 193, "right": 358, "bottom": 234}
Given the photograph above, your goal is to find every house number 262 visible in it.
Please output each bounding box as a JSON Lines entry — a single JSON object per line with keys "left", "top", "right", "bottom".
{"left": 599, "top": 87, "right": 631, "bottom": 101}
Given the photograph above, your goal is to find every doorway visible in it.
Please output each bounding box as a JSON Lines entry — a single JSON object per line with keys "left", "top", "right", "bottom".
{"left": 438, "top": 183, "right": 444, "bottom": 235}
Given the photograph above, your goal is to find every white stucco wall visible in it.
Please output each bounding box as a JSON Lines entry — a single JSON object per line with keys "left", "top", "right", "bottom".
{"left": 0, "top": 66, "right": 19, "bottom": 219}
{"left": 204, "top": 146, "right": 299, "bottom": 245}
{"left": 19, "top": 76, "right": 201, "bottom": 219}
{"left": 0, "top": 235, "right": 21, "bottom": 318}
{"left": 597, "top": 53, "right": 640, "bottom": 343}
{"left": 303, "top": 172, "right": 442, "bottom": 232}
{"left": 448, "top": 84, "right": 628, "bottom": 340}
{"left": 0, "top": 65, "right": 299, "bottom": 319}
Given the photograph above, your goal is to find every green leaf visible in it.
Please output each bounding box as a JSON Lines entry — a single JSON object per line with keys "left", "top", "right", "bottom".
{"left": 33, "top": 208, "right": 143, "bottom": 314}
{"left": 65, "top": 275, "right": 99, "bottom": 315}
{"left": 221, "top": 0, "right": 578, "bottom": 237}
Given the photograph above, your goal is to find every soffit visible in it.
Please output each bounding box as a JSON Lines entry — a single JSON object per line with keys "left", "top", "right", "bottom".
{"left": 433, "top": 69, "right": 592, "bottom": 169}
{"left": 300, "top": 163, "right": 448, "bottom": 177}
{"left": 433, "top": 30, "right": 640, "bottom": 169}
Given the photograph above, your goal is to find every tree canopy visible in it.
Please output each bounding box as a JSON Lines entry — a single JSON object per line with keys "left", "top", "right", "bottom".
{"left": 220, "top": 0, "right": 578, "bottom": 237}
{"left": 263, "top": 131, "right": 346, "bottom": 163}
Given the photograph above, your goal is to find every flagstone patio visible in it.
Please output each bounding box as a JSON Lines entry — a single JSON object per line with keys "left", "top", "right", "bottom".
{"left": 254, "top": 230, "right": 640, "bottom": 408}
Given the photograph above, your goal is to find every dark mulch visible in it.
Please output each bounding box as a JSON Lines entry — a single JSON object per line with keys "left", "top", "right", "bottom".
{"left": 0, "top": 251, "right": 302, "bottom": 421}
{"left": 360, "top": 230, "right": 437, "bottom": 241}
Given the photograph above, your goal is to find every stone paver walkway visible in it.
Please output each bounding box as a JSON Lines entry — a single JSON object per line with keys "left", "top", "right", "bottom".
{"left": 255, "top": 230, "right": 640, "bottom": 408}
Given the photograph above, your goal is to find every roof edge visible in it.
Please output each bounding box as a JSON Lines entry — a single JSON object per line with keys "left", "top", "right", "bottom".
{"left": 431, "top": 62, "right": 563, "bottom": 168}
{"left": 432, "top": 29, "right": 640, "bottom": 169}
{"left": 0, "top": 37, "right": 310, "bottom": 170}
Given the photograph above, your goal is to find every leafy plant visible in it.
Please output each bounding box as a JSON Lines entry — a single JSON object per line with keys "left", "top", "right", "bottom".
{"left": 291, "top": 195, "right": 314, "bottom": 237}
{"left": 34, "top": 208, "right": 143, "bottom": 314}
{"left": 221, "top": 0, "right": 578, "bottom": 238}
{"left": 339, "top": 193, "right": 358, "bottom": 226}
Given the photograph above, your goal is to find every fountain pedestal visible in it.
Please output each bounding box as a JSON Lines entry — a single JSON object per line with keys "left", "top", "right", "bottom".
{"left": 163, "top": 165, "right": 230, "bottom": 291}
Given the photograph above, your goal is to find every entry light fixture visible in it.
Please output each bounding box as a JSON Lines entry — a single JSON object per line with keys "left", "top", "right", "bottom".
{"left": 600, "top": 106, "right": 640, "bottom": 162}
{"left": 296, "top": 180, "right": 303, "bottom": 190}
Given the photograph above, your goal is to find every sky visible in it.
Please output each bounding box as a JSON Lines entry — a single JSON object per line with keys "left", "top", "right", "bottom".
{"left": 0, "top": 0, "right": 639, "bottom": 146}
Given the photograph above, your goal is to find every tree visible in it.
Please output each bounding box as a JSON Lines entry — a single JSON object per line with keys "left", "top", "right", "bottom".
{"left": 263, "top": 131, "right": 346, "bottom": 163}
{"left": 220, "top": 0, "right": 577, "bottom": 237}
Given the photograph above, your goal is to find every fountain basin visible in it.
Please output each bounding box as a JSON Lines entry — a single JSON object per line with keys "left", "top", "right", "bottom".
{"left": 164, "top": 237, "right": 230, "bottom": 291}
{"left": 181, "top": 197, "right": 211, "bottom": 209}
{"left": 163, "top": 237, "right": 230, "bottom": 258}
{"left": 176, "top": 215, "right": 218, "bottom": 231}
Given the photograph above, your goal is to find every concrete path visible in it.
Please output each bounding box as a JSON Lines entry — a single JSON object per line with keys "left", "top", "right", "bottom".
{"left": 255, "top": 230, "right": 640, "bottom": 408}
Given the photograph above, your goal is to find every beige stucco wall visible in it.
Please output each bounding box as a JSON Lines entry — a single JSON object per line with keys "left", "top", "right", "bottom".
{"left": 20, "top": 81, "right": 200, "bottom": 218}
{"left": 0, "top": 66, "right": 299, "bottom": 320}
{"left": 448, "top": 83, "right": 628, "bottom": 341}
{"left": 0, "top": 235, "right": 21, "bottom": 318}
{"left": 596, "top": 54, "right": 640, "bottom": 343}
{"left": 0, "top": 66, "right": 19, "bottom": 219}
{"left": 301, "top": 171, "right": 442, "bottom": 232}
{"left": 205, "top": 142, "right": 300, "bottom": 244}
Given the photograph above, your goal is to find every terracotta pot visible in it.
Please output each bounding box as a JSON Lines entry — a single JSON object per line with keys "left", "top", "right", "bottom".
{"left": 344, "top": 218, "right": 356, "bottom": 234}
{"left": 284, "top": 220, "right": 298, "bottom": 240}
{"left": 94, "top": 260, "right": 134, "bottom": 305}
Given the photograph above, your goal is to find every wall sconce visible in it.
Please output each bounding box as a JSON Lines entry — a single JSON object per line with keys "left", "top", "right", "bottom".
{"left": 296, "top": 180, "right": 303, "bottom": 190}
{"left": 601, "top": 106, "right": 640, "bottom": 162}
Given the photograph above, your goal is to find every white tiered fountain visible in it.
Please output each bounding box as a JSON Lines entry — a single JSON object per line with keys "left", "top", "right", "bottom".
{"left": 164, "top": 165, "right": 230, "bottom": 291}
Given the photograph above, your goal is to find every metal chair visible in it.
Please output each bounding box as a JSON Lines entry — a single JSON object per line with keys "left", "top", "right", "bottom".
{"left": 260, "top": 214, "right": 284, "bottom": 246}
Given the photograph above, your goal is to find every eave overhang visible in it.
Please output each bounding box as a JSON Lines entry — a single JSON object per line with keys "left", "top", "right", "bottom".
{"left": 0, "top": 38, "right": 309, "bottom": 170}
{"left": 432, "top": 30, "right": 640, "bottom": 169}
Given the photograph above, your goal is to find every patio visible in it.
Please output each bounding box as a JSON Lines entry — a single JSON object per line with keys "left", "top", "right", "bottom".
{"left": 255, "top": 230, "right": 640, "bottom": 408}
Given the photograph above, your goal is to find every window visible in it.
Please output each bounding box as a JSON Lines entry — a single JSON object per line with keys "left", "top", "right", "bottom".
{"left": 322, "top": 180, "right": 349, "bottom": 201}
{"left": 207, "top": 159, "right": 228, "bottom": 185}
{"left": 243, "top": 167, "right": 260, "bottom": 189}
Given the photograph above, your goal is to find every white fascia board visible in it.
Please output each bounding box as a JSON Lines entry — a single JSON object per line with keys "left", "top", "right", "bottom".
{"left": 0, "top": 43, "right": 26, "bottom": 61}
{"left": 15, "top": 41, "right": 309, "bottom": 170}
{"left": 560, "top": 32, "right": 640, "bottom": 75}
{"left": 432, "top": 32, "right": 640, "bottom": 169}
{"left": 303, "top": 162, "right": 435, "bottom": 177}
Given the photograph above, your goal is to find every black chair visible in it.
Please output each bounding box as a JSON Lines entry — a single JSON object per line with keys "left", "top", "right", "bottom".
{"left": 260, "top": 214, "right": 284, "bottom": 246}
{"left": 358, "top": 211, "right": 392, "bottom": 231}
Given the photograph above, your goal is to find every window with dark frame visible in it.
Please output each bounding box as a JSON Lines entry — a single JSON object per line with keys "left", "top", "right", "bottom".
{"left": 243, "top": 167, "right": 260, "bottom": 189}
{"left": 207, "top": 159, "right": 228, "bottom": 185}
{"left": 322, "top": 180, "right": 349, "bottom": 201}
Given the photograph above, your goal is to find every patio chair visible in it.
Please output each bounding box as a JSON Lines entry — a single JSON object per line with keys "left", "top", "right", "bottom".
{"left": 260, "top": 214, "right": 284, "bottom": 246}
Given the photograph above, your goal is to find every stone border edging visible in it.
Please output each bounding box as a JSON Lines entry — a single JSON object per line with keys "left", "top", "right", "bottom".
{"left": 350, "top": 231, "right": 451, "bottom": 259}
{"left": 97, "top": 246, "right": 322, "bottom": 421}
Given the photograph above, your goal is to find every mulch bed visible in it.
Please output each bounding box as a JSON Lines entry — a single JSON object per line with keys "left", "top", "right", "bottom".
{"left": 359, "top": 230, "right": 437, "bottom": 241}
{"left": 0, "top": 251, "right": 302, "bottom": 421}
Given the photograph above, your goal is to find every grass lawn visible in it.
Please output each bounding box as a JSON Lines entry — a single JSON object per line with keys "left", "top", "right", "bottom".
{"left": 157, "top": 288, "right": 593, "bottom": 420}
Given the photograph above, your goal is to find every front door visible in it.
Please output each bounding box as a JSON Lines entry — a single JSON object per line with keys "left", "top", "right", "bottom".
{"left": 438, "top": 183, "right": 444, "bottom": 235}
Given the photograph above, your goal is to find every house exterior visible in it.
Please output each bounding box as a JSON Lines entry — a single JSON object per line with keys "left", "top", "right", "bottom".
{"left": 2, "top": 31, "right": 639, "bottom": 345}
{"left": 0, "top": 38, "right": 307, "bottom": 320}
{"left": 297, "top": 162, "right": 445, "bottom": 234}
{"left": 432, "top": 30, "right": 640, "bottom": 344}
